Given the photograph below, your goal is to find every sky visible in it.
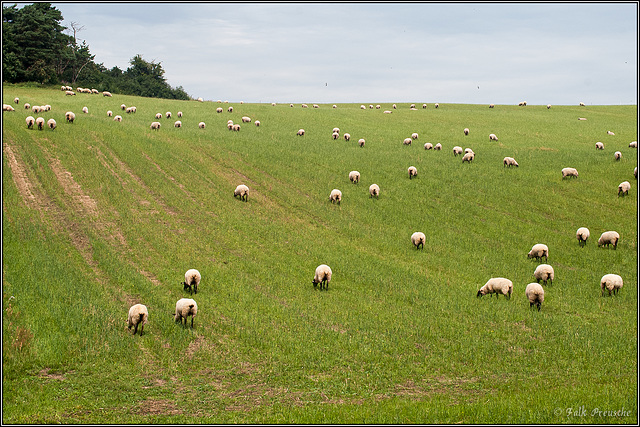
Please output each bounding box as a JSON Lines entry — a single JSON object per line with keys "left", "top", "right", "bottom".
{"left": 44, "top": 2, "right": 638, "bottom": 105}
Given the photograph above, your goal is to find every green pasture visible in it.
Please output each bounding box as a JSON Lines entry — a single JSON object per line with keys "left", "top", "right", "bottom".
{"left": 2, "top": 84, "right": 637, "bottom": 423}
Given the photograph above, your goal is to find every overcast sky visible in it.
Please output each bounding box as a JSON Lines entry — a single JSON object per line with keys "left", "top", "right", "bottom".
{"left": 47, "top": 2, "right": 638, "bottom": 105}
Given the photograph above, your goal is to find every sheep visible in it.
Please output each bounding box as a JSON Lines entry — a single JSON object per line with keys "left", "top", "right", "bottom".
{"left": 297, "top": 129, "right": 305, "bottom": 136}
{"left": 177, "top": 111, "right": 182, "bottom": 118}
{"left": 595, "top": 142, "right": 604, "bottom": 150}
{"left": 579, "top": 102, "right": 585, "bottom": 106}
{"left": 228, "top": 107, "right": 233, "bottom": 113}
{"left": 358, "top": 138, "right": 365, "bottom": 147}
{"left": 329, "top": 189, "right": 342, "bottom": 204}
{"left": 333, "top": 105, "right": 337, "bottom": 109}
{"left": 174, "top": 298, "right": 198, "bottom": 328}
{"left": 24, "top": 103, "right": 30, "bottom": 110}
{"left": 424, "top": 143, "right": 433, "bottom": 150}
{"left": 82, "top": 106, "right": 88, "bottom": 114}
{"left": 102, "top": 91, "right": 112, "bottom": 97}
{"left": 107, "top": 110, "right": 113, "bottom": 117}
{"left": 150, "top": 121, "right": 161, "bottom": 130}
{"left": 174, "top": 120, "right": 182, "bottom": 128}
{"left": 369, "top": 183, "right": 379, "bottom": 198}
{"left": 65, "top": 90, "right": 76, "bottom": 96}
{"left": 216, "top": 107, "right": 223, "bottom": 113}
{"left": 312, "top": 264, "right": 332, "bottom": 290}
{"left": 607, "top": 131, "right": 615, "bottom": 136}
{"left": 533, "top": 264, "right": 554, "bottom": 286}
{"left": 383, "top": 110, "right": 392, "bottom": 114}
{"left": 403, "top": 137, "right": 412, "bottom": 146}
{"left": 369, "top": 105, "right": 374, "bottom": 109}
{"left": 47, "top": 118, "right": 56, "bottom": 130}
{"left": 127, "top": 304, "right": 148, "bottom": 336}
{"left": 332, "top": 132, "right": 340, "bottom": 140}
{"left": 234, "top": 184, "right": 249, "bottom": 202}
{"left": 503, "top": 157, "right": 519, "bottom": 167}
{"left": 411, "top": 232, "right": 426, "bottom": 249}
{"left": 35, "top": 117, "right": 45, "bottom": 130}
{"left": 343, "top": 133, "right": 351, "bottom": 141}
{"left": 463, "top": 128, "right": 469, "bottom": 136}
{"left": 598, "top": 231, "right": 620, "bottom": 249}
{"left": 302, "top": 104, "right": 308, "bottom": 108}
{"left": 634, "top": 167, "right": 637, "bottom": 179}
{"left": 166, "top": 112, "right": 172, "bottom": 119}
{"left": 393, "top": 104, "right": 397, "bottom": 109}
{"left": 453, "top": 146, "right": 463, "bottom": 156}
{"left": 411, "top": 132, "right": 419, "bottom": 140}
{"left": 65, "top": 111, "right": 75, "bottom": 123}
{"left": 477, "top": 278, "right": 513, "bottom": 299}
{"left": 464, "top": 148, "right": 474, "bottom": 155}
{"left": 332, "top": 127, "right": 340, "bottom": 134}
{"left": 197, "top": 97, "right": 203, "bottom": 102}
{"left": 600, "top": 274, "right": 623, "bottom": 297}
{"left": 408, "top": 166, "right": 417, "bottom": 179}
{"left": 232, "top": 124, "right": 241, "bottom": 131}
{"left": 629, "top": 141, "right": 637, "bottom": 148}
{"left": 198, "top": 122, "right": 206, "bottom": 129}
{"left": 614, "top": 151, "right": 622, "bottom": 161}
{"left": 434, "top": 103, "right": 439, "bottom": 108}
{"left": 410, "top": 104, "right": 415, "bottom": 109}
{"left": 547, "top": 104, "right": 551, "bottom": 109}
{"left": 578, "top": 117, "right": 587, "bottom": 121}
{"left": 360, "top": 105, "right": 366, "bottom": 109}
{"left": 13, "top": 97, "right": 19, "bottom": 104}
{"left": 155, "top": 113, "right": 162, "bottom": 119}
{"left": 576, "top": 227, "right": 590, "bottom": 247}
{"left": 43, "top": 105, "right": 51, "bottom": 112}
{"left": 349, "top": 171, "right": 360, "bottom": 184}
{"left": 313, "top": 104, "right": 319, "bottom": 109}
{"left": 241, "top": 116, "right": 251, "bottom": 123}
{"left": 375, "top": 104, "right": 380, "bottom": 109}
{"left": 31, "top": 105, "right": 41, "bottom": 113}
{"left": 489, "top": 104, "right": 495, "bottom": 108}
{"left": 618, "top": 181, "right": 630, "bottom": 197}
{"left": 126, "top": 107, "right": 136, "bottom": 114}
{"left": 527, "top": 243, "right": 549, "bottom": 261}
{"left": 462, "top": 152, "right": 475, "bottom": 163}
{"left": 561, "top": 167, "right": 578, "bottom": 179}
{"left": 182, "top": 269, "right": 201, "bottom": 295}
{"left": 525, "top": 283, "right": 544, "bottom": 311}
{"left": 434, "top": 143, "right": 442, "bottom": 150}
{"left": 114, "top": 115, "right": 123, "bottom": 122}
{"left": 255, "top": 120, "right": 261, "bottom": 127}
{"left": 489, "top": 133, "right": 498, "bottom": 141}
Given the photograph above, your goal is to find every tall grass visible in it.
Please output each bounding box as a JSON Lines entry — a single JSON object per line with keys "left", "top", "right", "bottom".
{"left": 2, "top": 84, "right": 637, "bottom": 423}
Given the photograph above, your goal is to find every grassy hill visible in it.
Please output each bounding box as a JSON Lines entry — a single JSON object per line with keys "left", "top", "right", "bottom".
{"left": 2, "top": 84, "right": 637, "bottom": 423}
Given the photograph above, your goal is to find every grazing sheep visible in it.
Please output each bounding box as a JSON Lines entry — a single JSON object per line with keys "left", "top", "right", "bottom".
{"left": 24, "top": 103, "right": 30, "bottom": 110}
{"left": 114, "top": 115, "right": 122, "bottom": 122}
{"left": 297, "top": 129, "right": 305, "bottom": 136}
{"left": 47, "top": 119, "right": 56, "bottom": 130}
{"left": 489, "top": 133, "right": 498, "bottom": 141}
{"left": 434, "top": 143, "right": 442, "bottom": 150}
{"left": 150, "top": 121, "right": 161, "bottom": 130}
{"left": 411, "top": 232, "right": 426, "bottom": 249}
{"left": 600, "top": 274, "right": 623, "bottom": 296}
{"left": 174, "top": 298, "right": 198, "bottom": 328}
{"left": 166, "top": 112, "right": 172, "bottom": 119}
{"left": 255, "top": 120, "right": 260, "bottom": 127}
{"left": 65, "top": 90, "right": 75, "bottom": 96}
{"left": 361, "top": 105, "right": 366, "bottom": 109}
{"left": 489, "top": 104, "right": 495, "bottom": 108}
{"left": 35, "top": 117, "right": 45, "bottom": 130}
{"left": 376, "top": 104, "right": 380, "bottom": 109}
{"left": 614, "top": 151, "right": 622, "bottom": 161}
{"left": 228, "top": 107, "right": 233, "bottom": 113}
{"left": 13, "top": 97, "right": 19, "bottom": 104}
{"left": 25, "top": 116, "right": 35, "bottom": 129}
{"left": 383, "top": 110, "right": 392, "bottom": 114}
{"left": 198, "top": 122, "right": 206, "bottom": 129}
{"left": 408, "top": 166, "right": 417, "bottom": 179}
{"left": 578, "top": 117, "right": 587, "bottom": 121}
{"left": 234, "top": 184, "right": 249, "bottom": 202}
{"left": 344, "top": 133, "right": 351, "bottom": 141}
{"left": 618, "top": 181, "right": 630, "bottom": 197}
{"left": 216, "top": 107, "right": 223, "bottom": 113}
{"left": 31, "top": 105, "right": 41, "bottom": 113}
{"left": 410, "top": 104, "right": 415, "bottom": 109}
{"left": 177, "top": 111, "right": 182, "bottom": 118}
{"left": 102, "top": 91, "right": 112, "bottom": 97}
{"left": 424, "top": 143, "right": 433, "bottom": 150}
{"left": 527, "top": 244, "right": 549, "bottom": 261}
{"left": 463, "top": 128, "right": 469, "bottom": 136}
{"left": 127, "top": 304, "right": 148, "bottom": 336}
{"left": 607, "top": 131, "right": 615, "bottom": 136}
{"left": 576, "top": 227, "right": 590, "bottom": 247}
{"left": 579, "top": 102, "right": 585, "bottom": 106}
{"left": 231, "top": 124, "right": 241, "bottom": 131}
{"left": 629, "top": 141, "right": 637, "bottom": 148}
{"left": 126, "top": 107, "right": 136, "bottom": 114}
{"left": 547, "top": 104, "right": 551, "bottom": 109}
{"left": 411, "top": 132, "right": 419, "bottom": 140}
{"left": 453, "top": 146, "right": 463, "bottom": 156}
{"left": 174, "top": 121, "right": 182, "bottom": 128}
{"left": 403, "top": 138, "right": 412, "bottom": 146}
{"left": 197, "top": 97, "right": 203, "bottom": 102}
{"left": 333, "top": 105, "right": 337, "bottom": 109}
{"left": 595, "top": 142, "right": 604, "bottom": 150}
{"left": 561, "top": 167, "right": 579, "bottom": 179}
{"left": 82, "top": 106, "right": 88, "bottom": 114}
{"left": 477, "top": 278, "right": 513, "bottom": 299}
{"left": 65, "top": 111, "right": 75, "bottom": 123}
{"left": 312, "top": 264, "right": 332, "bottom": 290}
{"left": 107, "top": 110, "right": 113, "bottom": 117}
{"left": 241, "top": 116, "right": 251, "bottom": 123}
{"left": 634, "top": 167, "right": 637, "bottom": 179}
{"left": 503, "top": 157, "right": 519, "bottom": 167}
{"left": 358, "top": 138, "right": 365, "bottom": 147}
{"left": 462, "top": 152, "right": 475, "bottom": 163}
{"left": 464, "top": 148, "right": 474, "bottom": 155}
{"left": 332, "top": 132, "right": 340, "bottom": 140}
{"left": 182, "top": 269, "right": 201, "bottom": 295}
{"left": 302, "top": 104, "right": 308, "bottom": 108}
{"left": 534, "top": 264, "right": 554, "bottom": 286}
{"left": 598, "top": 231, "right": 620, "bottom": 249}
{"left": 329, "top": 189, "right": 342, "bottom": 205}
{"left": 369, "top": 183, "right": 379, "bottom": 198}
{"left": 43, "top": 105, "right": 51, "bottom": 111}
{"left": 349, "top": 171, "right": 360, "bottom": 184}
{"left": 332, "top": 127, "right": 340, "bottom": 134}
{"left": 525, "top": 283, "right": 544, "bottom": 311}
{"left": 155, "top": 113, "right": 162, "bottom": 119}
{"left": 434, "top": 103, "right": 439, "bottom": 108}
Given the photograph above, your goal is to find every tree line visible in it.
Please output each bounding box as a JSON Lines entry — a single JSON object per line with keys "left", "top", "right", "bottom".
{"left": 2, "top": 2, "right": 191, "bottom": 100}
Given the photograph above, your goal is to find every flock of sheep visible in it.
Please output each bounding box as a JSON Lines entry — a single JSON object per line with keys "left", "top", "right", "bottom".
{"left": 4, "top": 90, "right": 635, "bottom": 332}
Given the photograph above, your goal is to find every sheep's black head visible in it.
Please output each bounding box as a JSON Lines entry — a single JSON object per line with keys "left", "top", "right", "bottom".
{"left": 476, "top": 290, "right": 483, "bottom": 298}
{"left": 312, "top": 280, "right": 318, "bottom": 288}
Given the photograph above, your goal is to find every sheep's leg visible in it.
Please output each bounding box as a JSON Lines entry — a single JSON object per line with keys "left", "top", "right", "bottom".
{"left": 190, "top": 316, "right": 194, "bottom": 328}
{"left": 133, "top": 324, "right": 139, "bottom": 335}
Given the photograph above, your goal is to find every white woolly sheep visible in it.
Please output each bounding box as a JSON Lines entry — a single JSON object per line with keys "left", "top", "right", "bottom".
{"left": 576, "top": 227, "right": 590, "bottom": 247}
{"left": 376, "top": 105, "right": 381, "bottom": 109}
{"left": 411, "top": 232, "right": 426, "bottom": 249}
{"left": 393, "top": 104, "right": 397, "bottom": 109}
{"left": 434, "top": 143, "right": 442, "bottom": 150}
{"left": 91, "top": 89, "right": 99, "bottom": 94}
{"left": 411, "top": 132, "right": 419, "bottom": 140}
{"left": 369, "top": 105, "right": 374, "bottom": 109}
{"left": 150, "top": 121, "right": 161, "bottom": 130}
{"left": 24, "top": 103, "right": 30, "bottom": 110}
{"left": 349, "top": 171, "right": 360, "bottom": 184}
{"left": 182, "top": 269, "right": 201, "bottom": 295}
{"left": 166, "top": 112, "right": 172, "bottom": 119}
{"left": 525, "top": 283, "right": 544, "bottom": 311}
{"left": 155, "top": 113, "right": 162, "bottom": 119}
{"left": 503, "top": 157, "right": 519, "bottom": 167}
{"left": 35, "top": 117, "right": 45, "bottom": 130}
{"left": 114, "top": 115, "right": 122, "bottom": 122}
{"left": 607, "top": 131, "right": 615, "bottom": 136}
{"left": 313, "top": 264, "right": 332, "bottom": 290}
{"left": 618, "top": 181, "right": 630, "bottom": 197}
{"left": 25, "top": 116, "right": 35, "bottom": 129}
{"left": 383, "top": 110, "right": 392, "bottom": 114}
{"left": 82, "top": 106, "right": 88, "bottom": 114}
{"left": 464, "top": 148, "right": 474, "bottom": 155}
{"left": 313, "top": 104, "right": 319, "bottom": 109}
{"left": 65, "top": 111, "right": 75, "bottom": 123}
{"left": 43, "top": 105, "right": 51, "bottom": 111}
{"left": 302, "top": 104, "right": 308, "bottom": 108}
{"left": 107, "top": 110, "right": 113, "bottom": 117}
{"left": 332, "top": 132, "right": 340, "bottom": 140}
{"left": 174, "top": 298, "right": 198, "bottom": 328}
{"left": 360, "top": 105, "right": 366, "bottom": 109}
{"left": 403, "top": 138, "right": 412, "bottom": 146}
{"left": 579, "top": 102, "right": 585, "bottom": 106}
{"left": 595, "top": 142, "right": 604, "bottom": 150}
{"left": 65, "top": 90, "right": 75, "bottom": 96}
{"left": 369, "top": 183, "right": 379, "bottom": 198}
{"left": 578, "top": 117, "right": 587, "bottom": 121}
{"left": 255, "top": 120, "right": 260, "bottom": 127}
{"left": 424, "top": 143, "right": 433, "bottom": 150}
{"left": 462, "top": 152, "right": 475, "bottom": 163}
{"left": 127, "top": 303, "right": 148, "bottom": 336}
{"left": 629, "top": 141, "right": 637, "bottom": 148}
{"left": 634, "top": 167, "right": 637, "bottom": 179}
{"left": 477, "top": 278, "right": 513, "bottom": 299}
{"left": 453, "top": 146, "right": 463, "bottom": 156}
{"left": 47, "top": 119, "right": 56, "bottom": 130}
{"left": 241, "top": 116, "right": 251, "bottom": 123}
{"left": 527, "top": 243, "right": 549, "bottom": 261}
{"left": 13, "top": 97, "right": 19, "bottom": 104}
{"left": 489, "top": 133, "right": 498, "bottom": 141}
{"left": 31, "top": 105, "right": 41, "bottom": 113}
{"left": 197, "top": 97, "right": 203, "bottom": 102}
{"left": 600, "top": 274, "right": 623, "bottom": 297}
{"left": 297, "top": 129, "right": 305, "bottom": 136}
{"left": 489, "top": 104, "right": 495, "bottom": 108}
{"left": 434, "top": 103, "right": 439, "bottom": 108}
{"left": 561, "top": 167, "right": 578, "bottom": 179}
{"left": 410, "top": 104, "right": 416, "bottom": 109}
{"left": 231, "top": 124, "right": 240, "bottom": 131}
{"left": 358, "top": 138, "right": 365, "bottom": 147}
{"left": 333, "top": 105, "right": 337, "bottom": 109}
{"left": 614, "top": 151, "right": 622, "bottom": 161}
{"left": 533, "top": 264, "right": 554, "bottom": 286}
{"left": 174, "top": 120, "right": 182, "bottom": 128}
{"left": 198, "top": 122, "right": 206, "bottom": 129}
{"left": 234, "top": 184, "right": 249, "bottom": 202}
{"left": 329, "top": 189, "right": 342, "bottom": 204}
{"left": 177, "top": 111, "right": 182, "bottom": 118}
{"left": 547, "top": 104, "right": 551, "bottom": 109}
{"left": 228, "top": 107, "right": 233, "bottom": 113}
{"left": 598, "top": 231, "right": 620, "bottom": 250}
{"left": 332, "top": 127, "right": 340, "bottom": 134}
{"left": 216, "top": 107, "right": 223, "bottom": 113}
{"left": 102, "top": 91, "right": 112, "bottom": 97}
{"left": 408, "top": 166, "right": 417, "bottom": 179}
{"left": 344, "top": 133, "right": 351, "bottom": 141}
{"left": 463, "top": 128, "right": 469, "bottom": 136}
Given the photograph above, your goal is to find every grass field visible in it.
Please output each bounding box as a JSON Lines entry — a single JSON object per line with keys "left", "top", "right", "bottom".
{"left": 2, "top": 83, "right": 637, "bottom": 424}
